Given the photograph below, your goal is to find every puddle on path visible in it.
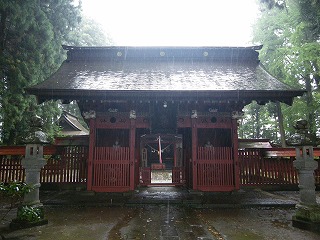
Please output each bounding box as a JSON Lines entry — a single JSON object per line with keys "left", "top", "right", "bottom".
{"left": 2, "top": 206, "right": 320, "bottom": 240}
{"left": 197, "top": 208, "right": 320, "bottom": 240}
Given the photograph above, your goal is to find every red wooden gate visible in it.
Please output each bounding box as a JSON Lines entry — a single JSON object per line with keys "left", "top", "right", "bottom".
{"left": 139, "top": 167, "right": 151, "bottom": 185}
{"left": 196, "top": 147, "right": 235, "bottom": 191}
{"left": 91, "top": 147, "right": 132, "bottom": 192}
{"left": 172, "top": 167, "right": 185, "bottom": 184}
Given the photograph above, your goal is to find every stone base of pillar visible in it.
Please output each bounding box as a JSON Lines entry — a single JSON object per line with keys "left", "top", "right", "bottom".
{"left": 292, "top": 204, "right": 320, "bottom": 233}
{"left": 9, "top": 204, "right": 48, "bottom": 230}
{"left": 10, "top": 218, "right": 48, "bottom": 230}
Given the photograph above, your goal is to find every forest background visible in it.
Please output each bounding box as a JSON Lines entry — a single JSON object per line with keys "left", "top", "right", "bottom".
{"left": 0, "top": 0, "right": 319, "bottom": 146}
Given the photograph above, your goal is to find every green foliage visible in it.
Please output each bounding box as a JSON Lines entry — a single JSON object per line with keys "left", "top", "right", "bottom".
{"left": 38, "top": 100, "right": 63, "bottom": 142}
{"left": 0, "top": 0, "right": 114, "bottom": 144}
{"left": 0, "top": 1, "right": 82, "bottom": 144}
{"left": 0, "top": 181, "right": 33, "bottom": 203}
{"left": 297, "top": 0, "right": 320, "bottom": 41}
{"left": 67, "top": 16, "right": 114, "bottom": 46}
{"left": 239, "top": 101, "right": 280, "bottom": 144}
{"left": 240, "top": 0, "right": 320, "bottom": 144}
{"left": 259, "top": 0, "right": 287, "bottom": 9}
{"left": 0, "top": 181, "right": 34, "bottom": 221}
{"left": 17, "top": 205, "right": 43, "bottom": 222}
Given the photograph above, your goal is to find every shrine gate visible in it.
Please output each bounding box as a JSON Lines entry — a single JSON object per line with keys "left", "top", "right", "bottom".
{"left": 27, "top": 46, "right": 304, "bottom": 192}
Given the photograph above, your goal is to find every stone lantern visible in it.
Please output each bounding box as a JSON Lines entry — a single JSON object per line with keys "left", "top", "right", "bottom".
{"left": 287, "top": 120, "right": 320, "bottom": 232}
{"left": 11, "top": 114, "right": 48, "bottom": 228}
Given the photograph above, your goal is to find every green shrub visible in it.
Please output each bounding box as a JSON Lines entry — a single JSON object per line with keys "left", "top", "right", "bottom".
{"left": 17, "top": 205, "right": 43, "bottom": 222}
{"left": 0, "top": 182, "right": 33, "bottom": 205}
{"left": 0, "top": 181, "right": 34, "bottom": 221}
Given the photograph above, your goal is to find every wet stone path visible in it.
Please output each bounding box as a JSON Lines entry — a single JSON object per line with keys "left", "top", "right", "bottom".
{"left": 1, "top": 205, "right": 320, "bottom": 239}
{"left": 113, "top": 203, "right": 216, "bottom": 240}
{"left": 2, "top": 188, "right": 320, "bottom": 239}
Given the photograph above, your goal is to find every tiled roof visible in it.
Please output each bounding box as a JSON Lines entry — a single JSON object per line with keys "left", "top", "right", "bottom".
{"left": 58, "top": 111, "right": 89, "bottom": 136}
{"left": 27, "top": 46, "right": 305, "bottom": 104}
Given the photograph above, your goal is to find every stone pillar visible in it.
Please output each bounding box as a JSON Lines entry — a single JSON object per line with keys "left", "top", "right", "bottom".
{"left": 287, "top": 120, "right": 320, "bottom": 232}
{"left": 21, "top": 144, "right": 47, "bottom": 205}
{"left": 293, "top": 146, "right": 318, "bottom": 205}
{"left": 292, "top": 146, "right": 320, "bottom": 231}
{"left": 10, "top": 114, "right": 49, "bottom": 229}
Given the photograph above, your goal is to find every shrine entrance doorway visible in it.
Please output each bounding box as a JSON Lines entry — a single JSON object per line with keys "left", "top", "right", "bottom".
{"left": 139, "top": 134, "right": 185, "bottom": 186}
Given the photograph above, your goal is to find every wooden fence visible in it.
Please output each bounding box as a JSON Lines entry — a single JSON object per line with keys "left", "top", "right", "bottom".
{"left": 0, "top": 156, "right": 25, "bottom": 183}
{"left": 0, "top": 145, "right": 88, "bottom": 184}
{"left": 239, "top": 148, "right": 320, "bottom": 186}
{"left": 1, "top": 145, "right": 320, "bottom": 188}
{"left": 239, "top": 149, "right": 299, "bottom": 186}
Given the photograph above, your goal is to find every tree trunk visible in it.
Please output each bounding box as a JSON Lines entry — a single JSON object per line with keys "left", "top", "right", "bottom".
{"left": 254, "top": 105, "right": 261, "bottom": 138}
{"left": 276, "top": 101, "right": 286, "bottom": 147}
{"left": 305, "top": 76, "right": 316, "bottom": 143}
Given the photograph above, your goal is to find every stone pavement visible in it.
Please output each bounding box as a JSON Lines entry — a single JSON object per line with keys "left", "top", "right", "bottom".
{"left": 1, "top": 187, "right": 320, "bottom": 240}
{"left": 39, "top": 186, "right": 302, "bottom": 208}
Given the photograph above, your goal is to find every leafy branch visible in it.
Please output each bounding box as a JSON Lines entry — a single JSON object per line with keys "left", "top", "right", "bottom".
{"left": 0, "top": 181, "right": 33, "bottom": 221}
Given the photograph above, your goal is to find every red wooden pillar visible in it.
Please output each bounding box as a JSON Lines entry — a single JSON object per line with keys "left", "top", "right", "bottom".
{"left": 87, "top": 117, "right": 96, "bottom": 191}
{"left": 191, "top": 111, "right": 198, "bottom": 190}
{"left": 129, "top": 111, "right": 136, "bottom": 191}
{"left": 232, "top": 118, "right": 240, "bottom": 190}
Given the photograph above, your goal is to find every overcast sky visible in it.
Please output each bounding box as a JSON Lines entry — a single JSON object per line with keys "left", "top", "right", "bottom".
{"left": 81, "top": 0, "right": 259, "bottom": 46}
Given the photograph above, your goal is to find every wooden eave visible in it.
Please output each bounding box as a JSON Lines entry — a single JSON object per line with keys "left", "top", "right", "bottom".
{"left": 32, "top": 89, "right": 304, "bottom": 106}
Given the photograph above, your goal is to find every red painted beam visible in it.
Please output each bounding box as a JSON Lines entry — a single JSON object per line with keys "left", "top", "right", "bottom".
{"left": 265, "top": 148, "right": 320, "bottom": 157}
{"left": 0, "top": 145, "right": 57, "bottom": 155}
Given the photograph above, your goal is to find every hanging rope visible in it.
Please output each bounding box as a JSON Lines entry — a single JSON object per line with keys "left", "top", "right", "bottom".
{"left": 145, "top": 136, "right": 173, "bottom": 164}
{"left": 158, "top": 136, "right": 162, "bottom": 163}
{"left": 146, "top": 143, "right": 172, "bottom": 153}
{"left": 146, "top": 144, "right": 158, "bottom": 152}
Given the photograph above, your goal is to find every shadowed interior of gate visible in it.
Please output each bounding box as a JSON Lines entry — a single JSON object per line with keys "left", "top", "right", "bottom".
{"left": 140, "top": 134, "right": 183, "bottom": 185}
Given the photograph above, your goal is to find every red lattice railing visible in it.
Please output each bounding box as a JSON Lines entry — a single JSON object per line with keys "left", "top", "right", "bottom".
{"left": 92, "top": 147, "right": 131, "bottom": 191}
{"left": 1, "top": 145, "right": 320, "bottom": 188}
{"left": 40, "top": 146, "right": 88, "bottom": 183}
{"left": 196, "top": 147, "right": 235, "bottom": 191}
{"left": 0, "top": 145, "right": 88, "bottom": 184}
{"left": 239, "top": 148, "right": 319, "bottom": 186}
{"left": 0, "top": 156, "right": 25, "bottom": 183}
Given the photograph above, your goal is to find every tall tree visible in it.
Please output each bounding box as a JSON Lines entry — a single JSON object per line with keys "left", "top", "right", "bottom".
{"left": 240, "top": 0, "right": 320, "bottom": 145}
{"left": 67, "top": 16, "right": 114, "bottom": 46}
{"left": 239, "top": 101, "right": 280, "bottom": 143}
{"left": 0, "top": 0, "right": 81, "bottom": 144}
{"left": 61, "top": 16, "right": 114, "bottom": 128}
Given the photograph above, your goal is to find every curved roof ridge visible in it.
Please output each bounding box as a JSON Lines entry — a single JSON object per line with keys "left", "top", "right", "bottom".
{"left": 64, "top": 45, "right": 262, "bottom": 63}
{"left": 62, "top": 45, "right": 263, "bottom": 50}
